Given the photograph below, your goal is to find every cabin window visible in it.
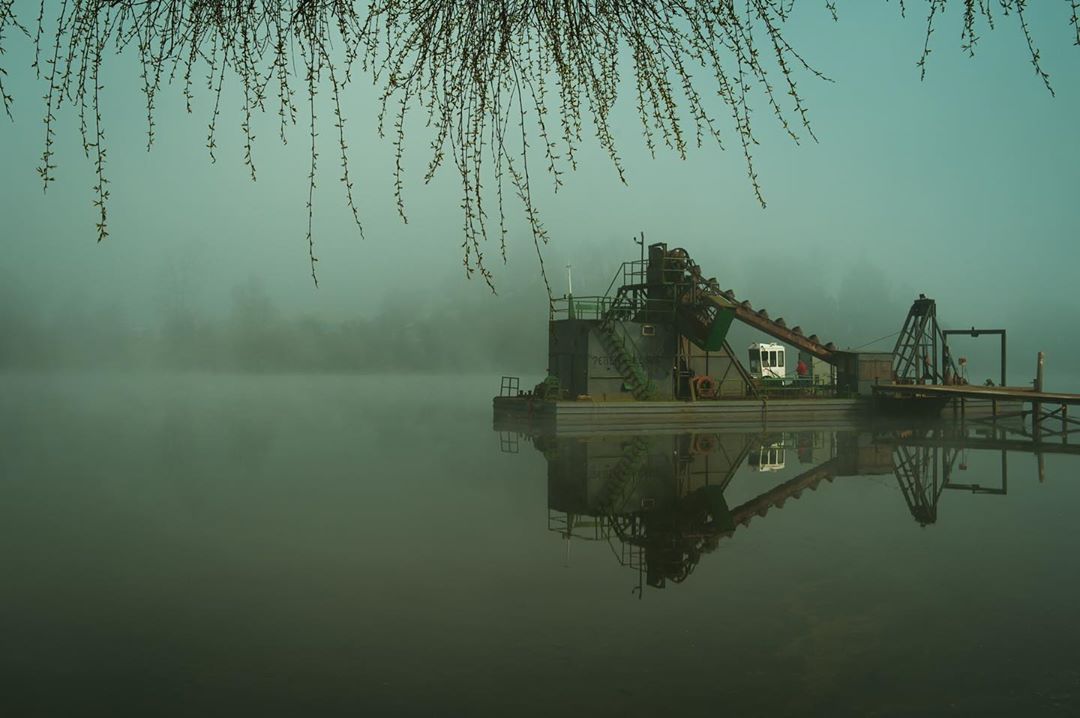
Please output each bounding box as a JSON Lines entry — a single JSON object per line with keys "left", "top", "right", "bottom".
{"left": 778, "top": 352, "right": 785, "bottom": 368}
{"left": 641, "top": 324, "right": 655, "bottom": 336}
{"left": 769, "top": 351, "right": 777, "bottom": 367}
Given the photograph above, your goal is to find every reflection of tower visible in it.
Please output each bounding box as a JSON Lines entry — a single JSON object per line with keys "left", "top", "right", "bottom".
{"left": 893, "top": 445, "right": 943, "bottom": 526}
{"left": 546, "top": 431, "right": 755, "bottom": 591}
{"left": 891, "top": 433, "right": 970, "bottom": 526}
{"left": 890, "top": 426, "right": 1016, "bottom": 526}
{"left": 637, "top": 485, "right": 736, "bottom": 589}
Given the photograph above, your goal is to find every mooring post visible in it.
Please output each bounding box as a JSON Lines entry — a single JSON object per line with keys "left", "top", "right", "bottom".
{"left": 1001, "top": 332, "right": 1007, "bottom": 388}
{"left": 1033, "top": 352, "right": 1045, "bottom": 441}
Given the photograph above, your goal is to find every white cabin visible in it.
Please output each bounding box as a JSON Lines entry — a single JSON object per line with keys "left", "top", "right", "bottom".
{"left": 748, "top": 342, "right": 786, "bottom": 380}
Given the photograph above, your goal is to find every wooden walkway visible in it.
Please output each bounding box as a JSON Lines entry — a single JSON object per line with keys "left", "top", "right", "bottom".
{"left": 873, "top": 383, "right": 1080, "bottom": 405}
{"left": 874, "top": 381, "right": 1080, "bottom": 441}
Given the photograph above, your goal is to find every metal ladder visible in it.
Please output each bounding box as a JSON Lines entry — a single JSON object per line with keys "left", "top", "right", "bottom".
{"left": 596, "top": 319, "right": 656, "bottom": 399}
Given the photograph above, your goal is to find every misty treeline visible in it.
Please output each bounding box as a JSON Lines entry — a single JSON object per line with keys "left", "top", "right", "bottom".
{"left": 4, "top": 251, "right": 1073, "bottom": 384}
{"left": 0, "top": 272, "right": 547, "bottom": 374}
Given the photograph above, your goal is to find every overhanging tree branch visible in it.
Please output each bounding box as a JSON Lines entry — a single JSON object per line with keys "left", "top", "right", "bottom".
{"left": 0, "top": 1, "right": 1075, "bottom": 289}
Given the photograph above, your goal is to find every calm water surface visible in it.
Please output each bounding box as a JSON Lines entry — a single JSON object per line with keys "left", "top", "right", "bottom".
{"left": 2, "top": 373, "right": 1079, "bottom": 717}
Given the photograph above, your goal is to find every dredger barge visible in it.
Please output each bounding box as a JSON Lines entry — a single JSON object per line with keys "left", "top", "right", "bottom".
{"left": 494, "top": 241, "right": 1079, "bottom": 433}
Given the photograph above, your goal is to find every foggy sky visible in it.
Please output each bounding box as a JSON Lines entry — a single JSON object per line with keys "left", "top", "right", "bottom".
{"left": 1, "top": 3, "right": 1078, "bottom": 384}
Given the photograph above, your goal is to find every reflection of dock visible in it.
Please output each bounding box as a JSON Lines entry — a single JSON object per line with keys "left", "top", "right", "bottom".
{"left": 892, "top": 433, "right": 1080, "bottom": 457}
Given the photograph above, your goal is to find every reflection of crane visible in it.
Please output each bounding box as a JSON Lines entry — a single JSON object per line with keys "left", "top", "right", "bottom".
{"left": 728, "top": 458, "right": 843, "bottom": 529}
{"left": 603, "top": 435, "right": 753, "bottom": 590}
{"left": 609, "top": 483, "right": 739, "bottom": 590}
{"left": 619, "top": 452, "right": 860, "bottom": 586}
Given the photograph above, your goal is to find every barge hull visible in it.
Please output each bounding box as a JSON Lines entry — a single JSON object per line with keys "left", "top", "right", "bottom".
{"left": 493, "top": 396, "right": 1019, "bottom": 433}
{"left": 495, "top": 396, "right": 869, "bottom": 430}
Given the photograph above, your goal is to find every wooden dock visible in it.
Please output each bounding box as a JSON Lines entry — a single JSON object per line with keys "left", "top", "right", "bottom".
{"left": 873, "top": 383, "right": 1080, "bottom": 406}
{"left": 873, "top": 381, "right": 1080, "bottom": 440}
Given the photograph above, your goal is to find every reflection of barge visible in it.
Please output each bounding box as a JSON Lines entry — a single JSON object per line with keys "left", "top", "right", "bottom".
{"left": 495, "top": 241, "right": 1015, "bottom": 430}
{"left": 517, "top": 421, "right": 1062, "bottom": 594}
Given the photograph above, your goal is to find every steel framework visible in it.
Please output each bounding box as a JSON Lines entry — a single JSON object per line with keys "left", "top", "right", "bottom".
{"left": 891, "top": 295, "right": 960, "bottom": 384}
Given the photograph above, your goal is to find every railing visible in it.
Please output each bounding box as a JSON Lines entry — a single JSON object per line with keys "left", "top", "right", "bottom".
{"left": 550, "top": 254, "right": 693, "bottom": 322}
{"left": 499, "top": 375, "right": 521, "bottom": 397}
{"left": 753, "top": 381, "right": 844, "bottom": 399}
{"left": 550, "top": 295, "right": 614, "bottom": 321}
{"left": 548, "top": 511, "right": 612, "bottom": 541}
{"left": 601, "top": 258, "right": 649, "bottom": 300}
{"left": 550, "top": 293, "right": 683, "bottom": 323}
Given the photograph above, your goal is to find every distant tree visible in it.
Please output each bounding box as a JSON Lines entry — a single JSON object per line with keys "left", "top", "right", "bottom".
{"left": 1, "top": 1, "right": 1077, "bottom": 289}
